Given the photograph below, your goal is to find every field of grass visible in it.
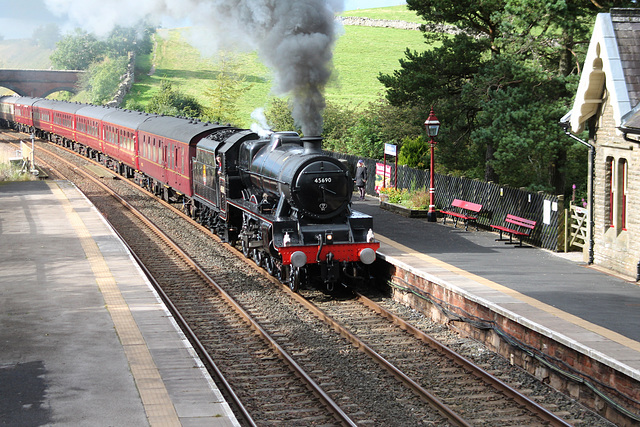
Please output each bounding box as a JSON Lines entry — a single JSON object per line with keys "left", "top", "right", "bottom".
{"left": 128, "top": 28, "right": 273, "bottom": 123}
{"left": 328, "top": 25, "right": 427, "bottom": 107}
{"left": 0, "top": 40, "right": 53, "bottom": 70}
{"left": 127, "top": 5, "right": 429, "bottom": 127}
{"left": 0, "top": 40, "right": 53, "bottom": 95}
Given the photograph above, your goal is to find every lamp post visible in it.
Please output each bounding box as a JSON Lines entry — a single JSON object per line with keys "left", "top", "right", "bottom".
{"left": 424, "top": 108, "right": 440, "bottom": 222}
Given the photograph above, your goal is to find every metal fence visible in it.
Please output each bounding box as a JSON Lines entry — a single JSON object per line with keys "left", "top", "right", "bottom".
{"left": 328, "top": 152, "right": 562, "bottom": 251}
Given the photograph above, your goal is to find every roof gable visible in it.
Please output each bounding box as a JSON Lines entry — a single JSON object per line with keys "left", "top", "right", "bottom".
{"left": 569, "top": 11, "right": 635, "bottom": 134}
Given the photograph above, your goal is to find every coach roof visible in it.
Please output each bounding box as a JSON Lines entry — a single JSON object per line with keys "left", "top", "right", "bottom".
{"left": 102, "top": 108, "right": 156, "bottom": 130}
{"left": 138, "top": 115, "right": 220, "bottom": 144}
{"left": 34, "top": 99, "right": 86, "bottom": 115}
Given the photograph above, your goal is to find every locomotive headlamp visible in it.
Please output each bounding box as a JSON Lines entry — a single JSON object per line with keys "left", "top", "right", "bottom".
{"left": 359, "top": 248, "right": 376, "bottom": 265}
{"left": 325, "top": 232, "right": 334, "bottom": 244}
{"left": 291, "top": 251, "right": 307, "bottom": 268}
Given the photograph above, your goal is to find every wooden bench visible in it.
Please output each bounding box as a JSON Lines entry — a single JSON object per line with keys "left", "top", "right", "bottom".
{"left": 440, "top": 199, "right": 483, "bottom": 231}
{"left": 490, "top": 214, "right": 536, "bottom": 247}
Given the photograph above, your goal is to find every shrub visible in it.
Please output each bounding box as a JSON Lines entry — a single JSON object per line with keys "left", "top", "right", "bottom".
{"left": 379, "top": 186, "right": 429, "bottom": 210}
{"left": 398, "top": 135, "right": 429, "bottom": 169}
{"left": 80, "top": 56, "right": 129, "bottom": 104}
{"left": 405, "top": 190, "right": 429, "bottom": 209}
{"left": 379, "top": 187, "right": 407, "bottom": 204}
{"left": 147, "top": 78, "right": 202, "bottom": 117}
{"left": 0, "top": 163, "right": 36, "bottom": 182}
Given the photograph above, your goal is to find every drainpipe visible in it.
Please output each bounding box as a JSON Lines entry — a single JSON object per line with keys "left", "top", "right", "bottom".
{"left": 561, "top": 126, "right": 595, "bottom": 265}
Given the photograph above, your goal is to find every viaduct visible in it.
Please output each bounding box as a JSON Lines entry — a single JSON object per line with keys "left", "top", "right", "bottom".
{"left": 0, "top": 69, "right": 84, "bottom": 97}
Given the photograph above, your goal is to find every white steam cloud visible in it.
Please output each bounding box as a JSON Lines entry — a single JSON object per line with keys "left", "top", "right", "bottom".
{"left": 44, "top": 0, "right": 344, "bottom": 136}
{"left": 250, "top": 107, "right": 272, "bottom": 138}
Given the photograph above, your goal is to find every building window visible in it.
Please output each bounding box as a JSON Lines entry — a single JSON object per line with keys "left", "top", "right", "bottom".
{"left": 605, "top": 157, "right": 614, "bottom": 228}
{"left": 605, "top": 156, "right": 629, "bottom": 232}
{"left": 619, "top": 158, "right": 627, "bottom": 231}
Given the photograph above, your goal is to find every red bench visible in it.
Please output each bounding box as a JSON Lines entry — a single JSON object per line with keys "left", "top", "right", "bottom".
{"left": 441, "top": 199, "right": 483, "bottom": 231}
{"left": 490, "top": 214, "right": 536, "bottom": 247}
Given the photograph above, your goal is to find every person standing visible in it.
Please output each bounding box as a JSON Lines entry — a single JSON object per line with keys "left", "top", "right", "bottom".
{"left": 355, "top": 160, "right": 367, "bottom": 200}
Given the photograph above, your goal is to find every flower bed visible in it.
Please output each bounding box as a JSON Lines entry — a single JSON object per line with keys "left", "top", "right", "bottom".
{"left": 378, "top": 187, "right": 430, "bottom": 218}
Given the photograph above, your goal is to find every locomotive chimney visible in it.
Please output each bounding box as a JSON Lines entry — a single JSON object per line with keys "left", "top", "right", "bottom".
{"left": 301, "top": 136, "right": 322, "bottom": 154}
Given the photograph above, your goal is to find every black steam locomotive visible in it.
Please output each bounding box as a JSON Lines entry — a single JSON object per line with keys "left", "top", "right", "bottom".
{"left": 192, "top": 130, "right": 379, "bottom": 292}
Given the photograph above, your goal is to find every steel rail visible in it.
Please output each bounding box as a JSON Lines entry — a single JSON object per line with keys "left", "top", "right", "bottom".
{"left": 33, "top": 144, "right": 358, "bottom": 427}
{"left": 284, "top": 288, "right": 473, "bottom": 426}
{"left": 356, "top": 292, "right": 574, "bottom": 427}
{"left": 30, "top": 153, "right": 256, "bottom": 426}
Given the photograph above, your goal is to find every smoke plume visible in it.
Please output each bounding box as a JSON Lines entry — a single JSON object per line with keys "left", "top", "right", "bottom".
{"left": 44, "top": 0, "right": 344, "bottom": 136}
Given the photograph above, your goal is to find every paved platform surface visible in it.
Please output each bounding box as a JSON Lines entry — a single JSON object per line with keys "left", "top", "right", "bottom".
{"left": 353, "top": 197, "right": 640, "bottom": 382}
{"left": 0, "top": 180, "right": 239, "bottom": 426}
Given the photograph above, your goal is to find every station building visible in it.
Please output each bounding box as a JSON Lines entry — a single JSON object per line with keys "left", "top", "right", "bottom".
{"left": 565, "top": 8, "right": 640, "bottom": 280}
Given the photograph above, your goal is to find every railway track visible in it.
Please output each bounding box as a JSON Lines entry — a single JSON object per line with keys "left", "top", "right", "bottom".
{"left": 2, "top": 130, "right": 615, "bottom": 426}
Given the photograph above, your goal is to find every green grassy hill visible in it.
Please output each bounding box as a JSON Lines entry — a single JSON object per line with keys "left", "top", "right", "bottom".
{"left": 0, "top": 39, "right": 53, "bottom": 69}
{"left": 0, "top": 39, "right": 53, "bottom": 95}
{"left": 128, "top": 5, "right": 428, "bottom": 128}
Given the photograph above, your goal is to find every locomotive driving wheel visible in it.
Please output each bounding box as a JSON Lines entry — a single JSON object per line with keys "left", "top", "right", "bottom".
{"left": 241, "top": 237, "right": 251, "bottom": 258}
{"left": 289, "top": 266, "right": 302, "bottom": 292}
{"left": 252, "top": 249, "right": 263, "bottom": 267}
{"left": 264, "top": 255, "right": 275, "bottom": 276}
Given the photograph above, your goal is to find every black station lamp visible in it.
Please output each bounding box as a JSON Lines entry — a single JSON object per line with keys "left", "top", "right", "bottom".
{"left": 424, "top": 108, "right": 440, "bottom": 222}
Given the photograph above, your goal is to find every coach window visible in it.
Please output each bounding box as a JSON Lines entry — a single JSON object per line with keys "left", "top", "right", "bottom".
{"left": 143, "top": 135, "right": 147, "bottom": 158}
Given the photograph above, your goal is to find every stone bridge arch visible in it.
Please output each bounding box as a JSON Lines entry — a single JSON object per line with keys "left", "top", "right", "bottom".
{"left": 0, "top": 69, "right": 84, "bottom": 98}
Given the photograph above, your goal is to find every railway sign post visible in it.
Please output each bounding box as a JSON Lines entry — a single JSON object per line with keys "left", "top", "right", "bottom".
{"left": 383, "top": 143, "right": 397, "bottom": 189}
{"left": 30, "top": 132, "right": 38, "bottom": 175}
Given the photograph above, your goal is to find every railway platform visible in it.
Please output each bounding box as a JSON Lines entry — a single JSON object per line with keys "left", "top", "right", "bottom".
{"left": 0, "top": 180, "right": 239, "bottom": 427}
{"left": 353, "top": 196, "right": 640, "bottom": 422}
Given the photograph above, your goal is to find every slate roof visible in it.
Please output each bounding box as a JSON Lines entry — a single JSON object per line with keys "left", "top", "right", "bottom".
{"left": 612, "top": 9, "right": 640, "bottom": 134}
{"left": 611, "top": 9, "right": 640, "bottom": 110}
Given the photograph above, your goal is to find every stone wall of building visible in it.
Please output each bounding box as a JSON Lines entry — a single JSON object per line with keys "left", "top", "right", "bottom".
{"left": 593, "top": 93, "right": 640, "bottom": 278}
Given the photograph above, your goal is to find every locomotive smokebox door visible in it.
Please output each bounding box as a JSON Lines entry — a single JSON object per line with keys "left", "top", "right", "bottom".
{"left": 293, "top": 161, "right": 351, "bottom": 219}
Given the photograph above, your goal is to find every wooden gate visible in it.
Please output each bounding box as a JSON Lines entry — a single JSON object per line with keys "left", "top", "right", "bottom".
{"left": 565, "top": 203, "right": 588, "bottom": 251}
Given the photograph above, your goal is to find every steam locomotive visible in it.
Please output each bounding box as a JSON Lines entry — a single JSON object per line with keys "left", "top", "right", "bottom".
{"left": 0, "top": 95, "right": 379, "bottom": 292}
